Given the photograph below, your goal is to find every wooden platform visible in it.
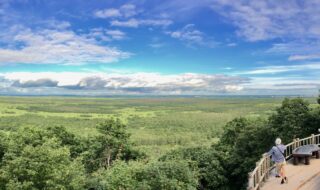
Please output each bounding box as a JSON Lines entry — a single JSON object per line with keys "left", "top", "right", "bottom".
{"left": 261, "top": 158, "right": 320, "bottom": 190}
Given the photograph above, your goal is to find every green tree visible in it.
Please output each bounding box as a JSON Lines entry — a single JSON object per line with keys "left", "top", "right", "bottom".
{"left": 46, "top": 126, "right": 85, "bottom": 158}
{"left": 87, "top": 161, "right": 144, "bottom": 190}
{"left": 220, "top": 117, "right": 249, "bottom": 147}
{"left": 160, "top": 147, "right": 228, "bottom": 190}
{"left": 0, "top": 131, "right": 7, "bottom": 164}
{"left": 218, "top": 118, "right": 275, "bottom": 190}
{"left": 137, "top": 160, "right": 199, "bottom": 190}
{"left": 88, "top": 160, "right": 198, "bottom": 190}
{"left": 304, "top": 107, "right": 320, "bottom": 135}
{"left": 269, "top": 98, "right": 310, "bottom": 142}
{"left": 0, "top": 128, "right": 86, "bottom": 190}
{"left": 82, "top": 119, "right": 145, "bottom": 173}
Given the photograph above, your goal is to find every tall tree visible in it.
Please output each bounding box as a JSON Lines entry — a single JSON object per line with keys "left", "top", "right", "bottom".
{"left": 82, "top": 119, "right": 144, "bottom": 173}
{"left": 269, "top": 98, "right": 310, "bottom": 143}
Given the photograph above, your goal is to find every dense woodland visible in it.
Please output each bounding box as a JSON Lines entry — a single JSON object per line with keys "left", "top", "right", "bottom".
{"left": 0, "top": 96, "right": 319, "bottom": 189}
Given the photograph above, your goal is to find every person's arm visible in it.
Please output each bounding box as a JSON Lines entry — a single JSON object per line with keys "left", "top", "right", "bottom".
{"left": 268, "top": 147, "right": 274, "bottom": 156}
{"left": 281, "top": 144, "right": 286, "bottom": 153}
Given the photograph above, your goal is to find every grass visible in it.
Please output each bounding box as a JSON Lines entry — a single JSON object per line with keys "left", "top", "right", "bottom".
{"left": 0, "top": 96, "right": 317, "bottom": 158}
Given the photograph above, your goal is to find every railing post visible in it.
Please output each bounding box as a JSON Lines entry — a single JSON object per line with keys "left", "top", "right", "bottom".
{"left": 296, "top": 138, "right": 300, "bottom": 148}
{"left": 311, "top": 134, "right": 315, "bottom": 144}
{"left": 247, "top": 172, "right": 253, "bottom": 190}
{"left": 256, "top": 161, "right": 260, "bottom": 188}
{"left": 263, "top": 153, "right": 269, "bottom": 180}
{"left": 293, "top": 138, "right": 296, "bottom": 150}
{"left": 257, "top": 169, "right": 261, "bottom": 189}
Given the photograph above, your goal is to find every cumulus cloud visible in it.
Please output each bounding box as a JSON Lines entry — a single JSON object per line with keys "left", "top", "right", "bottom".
{"left": 0, "top": 72, "right": 249, "bottom": 95}
{"left": 64, "top": 77, "right": 108, "bottom": 90}
{"left": 2, "top": 72, "right": 320, "bottom": 96}
{"left": 0, "top": 26, "right": 130, "bottom": 65}
{"left": 167, "top": 24, "right": 215, "bottom": 47}
{"left": 12, "top": 78, "right": 58, "bottom": 88}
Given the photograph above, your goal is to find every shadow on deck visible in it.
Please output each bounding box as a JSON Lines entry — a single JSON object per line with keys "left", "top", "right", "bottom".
{"left": 261, "top": 158, "right": 320, "bottom": 190}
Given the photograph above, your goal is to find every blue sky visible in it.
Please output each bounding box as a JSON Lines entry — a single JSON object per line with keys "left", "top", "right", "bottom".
{"left": 0, "top": 0, "right": 320, "bottom": 95}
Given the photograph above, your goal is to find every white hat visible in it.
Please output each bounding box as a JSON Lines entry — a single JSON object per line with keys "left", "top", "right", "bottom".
{"left": 275, "top": 138, "right": 282, "bottom": 145}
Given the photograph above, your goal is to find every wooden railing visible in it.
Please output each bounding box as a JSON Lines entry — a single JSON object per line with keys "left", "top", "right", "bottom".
{"left": 247, "top": 134, "right": 320, "bottom": 190}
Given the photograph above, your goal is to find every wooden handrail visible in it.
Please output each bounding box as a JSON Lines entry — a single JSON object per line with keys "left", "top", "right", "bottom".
{"left": 247, "top": 134, "right": 320, "bottom": 190}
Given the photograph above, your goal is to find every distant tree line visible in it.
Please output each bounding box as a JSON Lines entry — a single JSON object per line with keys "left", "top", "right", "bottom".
{"left": 0, "top": 97, "right": 319, "bottom": 189}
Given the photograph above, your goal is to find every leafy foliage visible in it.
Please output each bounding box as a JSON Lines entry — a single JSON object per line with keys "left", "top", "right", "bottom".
{"left": 160, "top": 147, "right": 228, "bottom": 190}
{"left": 82, "top": 119, "right": 145, "bottom": 173}
{"left": 222, "top": 119, "right": 275, "bottom": 189}
{"left": 0, "top": 128, "right": 85, "bottom": 190}
{"left": 269, "top": 98, "right": 315, "bottom": 143}
{"left": 88, "top": 160, "right": 198, "bottom": 190}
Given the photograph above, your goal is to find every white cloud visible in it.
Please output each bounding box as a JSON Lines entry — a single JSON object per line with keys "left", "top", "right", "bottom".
{"left": 111, "top": 18, "right": 172, "bottom": 28}
{"left": 267, "top": 41, "right": 320, "bottom": 55}
{"left": 94, "top": 3, "right": 138, "bottom": 19}
{"left": 94, "top": 8, "right": 121, "bottom": 18}
{"left": 244, "top": 77, "right": 320, "bottom": 90}
{"left": 94, "top": 4, "right": 138, "bottom": 19}
{"left": 105, "top": 29, "right": 126, "bottom": 40}
{"left": 167, "top": 24, "right": 215, "bottom": 47}
{"left": 212, "top": 1, "right": 320, "bottom": 41}
{"left": 0, "top": 72, "right": 249, "bottom": 95}
{"left": 120, "top": 4, "right": 137, "bottom": 18}
{"left": 111, "top": 19, "right": 139, "bottom": 28}
{"left": 95, "top": 3, "right": 172, "bottom": 28}
{"left": 2, "top": 71, "right": 319, "bottom": 96}
{"left": 0, "top": 27, "right": 130, "bottom": 65}
{"left": 139, "top": 19, "right": 172, "bottom": 27}
{"left": 288, "top": 54, "right": 320, "bottom": 61}
{"left": 239, "top": 63, "right": 320, "bottom": 75}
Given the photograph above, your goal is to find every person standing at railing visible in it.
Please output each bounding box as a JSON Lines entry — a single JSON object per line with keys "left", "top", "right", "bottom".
{"left": 268, "top": 138, "right": 288, "bottom": 184}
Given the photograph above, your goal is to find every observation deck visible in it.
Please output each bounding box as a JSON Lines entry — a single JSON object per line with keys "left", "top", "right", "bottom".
{"left": 248, "top": 134, "right": 320, "bottom": 190}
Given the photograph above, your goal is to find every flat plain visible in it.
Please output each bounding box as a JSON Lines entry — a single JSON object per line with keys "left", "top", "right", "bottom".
{"left": 0, "top": 96, "right": 316, "bottom": 158}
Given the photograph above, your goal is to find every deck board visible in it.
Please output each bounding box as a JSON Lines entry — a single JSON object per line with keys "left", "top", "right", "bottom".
{"left": 261, "top": 158, "right": 320, "bottom": 190}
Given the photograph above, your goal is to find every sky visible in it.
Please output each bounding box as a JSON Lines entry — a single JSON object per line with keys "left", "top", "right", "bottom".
{"left": 0, "top": 0, "right": 320, "bottom": 96}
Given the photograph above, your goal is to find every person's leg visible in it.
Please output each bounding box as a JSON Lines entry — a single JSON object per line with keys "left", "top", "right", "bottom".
{"left": 280, "top": 162, "right": 287, "bottom": 184}
{"left": 281, "top": 164, "right": 286, "bottom": 178}
{"left": 282, "top": 163, "right": 288, "bottom": 183}
{"left": 276, "top": 163, "right": 281, "bottom": 177}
